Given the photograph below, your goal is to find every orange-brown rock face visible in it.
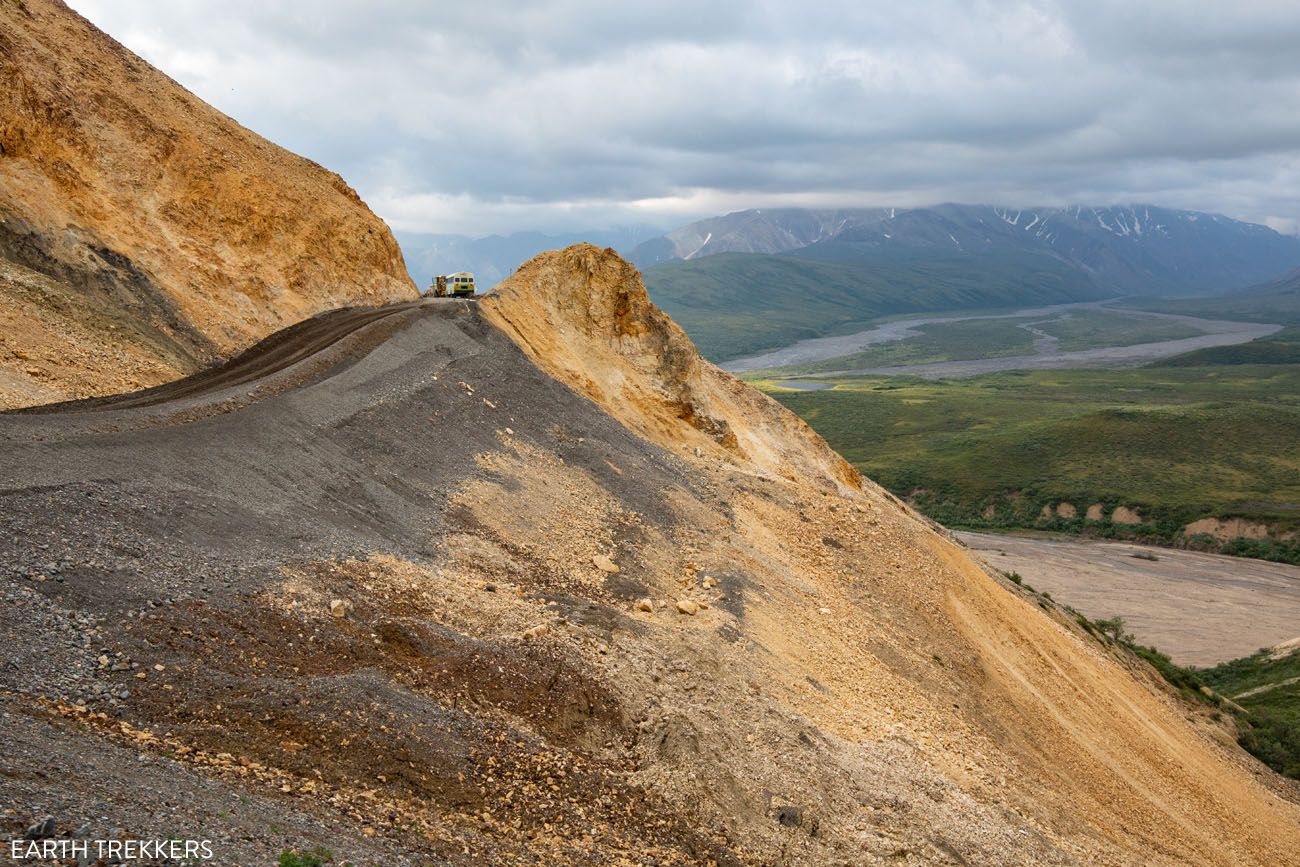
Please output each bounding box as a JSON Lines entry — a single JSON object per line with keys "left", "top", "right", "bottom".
{"left": 481, "top": 243, "right": 863, "bottom": 492}
{"left": 0, "top": 0, "right": 416, "bottom": 408}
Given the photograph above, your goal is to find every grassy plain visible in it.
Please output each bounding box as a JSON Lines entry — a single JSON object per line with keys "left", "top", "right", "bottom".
{"left": 759, "top": 365, "right": 1300, "bottom": 562}
{"left": 1033, "top": 309, "right": 1205, "bottom": 351}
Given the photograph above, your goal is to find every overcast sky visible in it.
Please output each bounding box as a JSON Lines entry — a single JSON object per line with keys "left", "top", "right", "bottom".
{"left": 69, "top": 0, "right": 1300, "bottom": 238}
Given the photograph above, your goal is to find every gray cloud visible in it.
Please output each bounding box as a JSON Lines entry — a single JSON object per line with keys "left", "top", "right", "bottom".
{"left": 69, "top": 0, "right": 1300, "bottom": 236}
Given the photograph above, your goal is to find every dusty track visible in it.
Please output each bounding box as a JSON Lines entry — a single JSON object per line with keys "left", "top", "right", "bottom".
{"left": 14, "top": 298, "right": 440, "bottom": 414}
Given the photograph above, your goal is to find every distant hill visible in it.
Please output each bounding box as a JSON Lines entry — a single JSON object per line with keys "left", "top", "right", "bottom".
{"left": 396, "top": 227, "right": 657, "bottom": 290}
{"left": 644, "top": 249, "right": 1107, "bottom": 361}
{"left": 1131, "top": 267, "right": 1300, "bottom": 326}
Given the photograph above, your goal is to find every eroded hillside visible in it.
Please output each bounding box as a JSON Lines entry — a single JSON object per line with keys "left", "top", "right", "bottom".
{"left": 0, "top": 0, "right": 416, "bottom": 409}
{"left": 2, "top": 245, "right": 1298, "bottom": 865}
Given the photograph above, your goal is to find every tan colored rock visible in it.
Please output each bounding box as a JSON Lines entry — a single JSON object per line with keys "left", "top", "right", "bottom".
{"left": 1112, "top": 506, "right": 1144, "bottom": 525}
{"left": 1183, "top": 516, "right": 1271, "bottom": 541}
{"left": 480, "top": 244, "right": 863, "bottom": 494}
{"left": 675, "top": 599, "right": 700, "bottom": 616}
{"left": 328, "top": 598, "right": 353, "bottom": 618}
{"left": 702, "top": 576, "right": 717, "bottom": 588}
{"left": 522, "top": 624, "right": 549, "bottom": 640}
{"left": 0, "top": 0, "right": 416, "bottom": 409}
{"left": 593, "top": 554, "right": 620, "bottom": 573}
{"left": 634, "top": 598, "right": 654, "bottom": 613}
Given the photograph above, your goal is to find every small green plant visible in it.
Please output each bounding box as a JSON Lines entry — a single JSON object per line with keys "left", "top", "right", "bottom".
{"left": 1004, "top": 571, "right": 1023, "bottom": 585}
{"left": 1090, "top": 616, "right": 1132, "bottom": 643}
{"left": 278, "top": 847, "right": 333, "bottom": 867}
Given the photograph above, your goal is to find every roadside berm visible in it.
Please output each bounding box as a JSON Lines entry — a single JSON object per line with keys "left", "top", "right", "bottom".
{"left": 2, "top": 244, "right": 1298, "bottom": 865}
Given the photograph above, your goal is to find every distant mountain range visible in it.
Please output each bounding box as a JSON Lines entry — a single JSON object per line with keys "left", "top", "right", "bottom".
{"left": 631, "top": 204, "right": 1300, "bottom": 295}
{"left": 395, "top": 227, "right": 658, "bottom": 290}
{"left": 628, "top": 205, "right": 1300, "bottom": 360}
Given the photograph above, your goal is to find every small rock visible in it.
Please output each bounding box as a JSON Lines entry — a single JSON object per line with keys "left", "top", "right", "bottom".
{"left": 23, "top": 816, "right": 55, "bottom": 840}
{"left": 483, "top": 583, "right": 497, "bottom": 593}
{"left": 592, "top": 555, "right": 620, "bottom": 574}
{"left": 522, "top": 624, "right": 549, "bottom": 640}
{"left": 775, "top": 805, "right": 803, "bottom": 827}
{"left": 97, "top": 655, "right": 109, "bottom": 668}
{"left": 675, "top": 599, "right": 699, "bottom": 616}
{"left": 153, "top": 664, "right": 165, "bottom": 671}
{"left": 634, "top": 598, "right": 654, "bottom": 613}
{"left": 328, "top": 598, "right": 353, "bottom": 618}
{"left": 818, "top": 607, "right": 831, "bottom": 615}
{"left": 702, "top": 576, "right": 717, "bottom": 588}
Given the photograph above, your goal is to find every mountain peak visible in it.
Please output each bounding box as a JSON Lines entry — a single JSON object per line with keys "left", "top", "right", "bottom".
{"left": 483, "top": 243, "right": 862, "bottom": 489}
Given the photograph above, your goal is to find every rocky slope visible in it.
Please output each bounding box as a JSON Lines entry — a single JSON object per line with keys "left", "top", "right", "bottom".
{"left": 2, "top": 245, "right": 1298, "bottom": 865}
{"left": 0, "top": 0, "right": 416, "bottom": 410}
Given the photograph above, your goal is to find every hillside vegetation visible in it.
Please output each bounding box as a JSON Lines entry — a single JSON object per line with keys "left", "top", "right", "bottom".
{"left": 644, "top": 250, "right": 1105, "bottom": 361}
{"left": 1202, "top": 647, "right": 1300, "bottom": 780}
{"left": 761, "top": 365, "right": 1300, "bottom": 563}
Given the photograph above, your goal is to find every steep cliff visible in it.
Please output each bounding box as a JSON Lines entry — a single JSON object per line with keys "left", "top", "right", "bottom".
{"left": 0, "top": 0, "right": 416, "bottom": 409}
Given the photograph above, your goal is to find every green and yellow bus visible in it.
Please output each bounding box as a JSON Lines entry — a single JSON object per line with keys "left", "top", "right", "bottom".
{"left": 429, "top": 272, "right": 476, "bottom": 297}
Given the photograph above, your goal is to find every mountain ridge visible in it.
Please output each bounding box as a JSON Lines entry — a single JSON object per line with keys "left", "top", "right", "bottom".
{"left": 631, "top": 204, "right": 1300, "bottom": 295}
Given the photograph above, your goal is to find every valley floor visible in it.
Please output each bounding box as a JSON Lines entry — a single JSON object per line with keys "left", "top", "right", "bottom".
{"left": 957, "top": 530, "right": 1300, "bottom": 667}
{"left": 726, "top": 301, "right": 1280, "bottom": 377}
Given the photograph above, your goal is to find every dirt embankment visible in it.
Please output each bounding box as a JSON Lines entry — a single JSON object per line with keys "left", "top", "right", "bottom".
{"left": 3, "top": 247, "right": 1299, "bottom": 865}
{"left": 0, "top": 0, "right": 416, "bottom": 410}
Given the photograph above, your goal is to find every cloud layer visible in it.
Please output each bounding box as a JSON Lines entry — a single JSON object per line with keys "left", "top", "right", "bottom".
{"left": 69, "top": 0, "right": 1300, "bottom": 236}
